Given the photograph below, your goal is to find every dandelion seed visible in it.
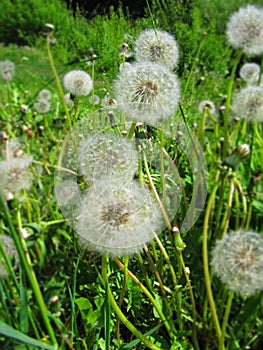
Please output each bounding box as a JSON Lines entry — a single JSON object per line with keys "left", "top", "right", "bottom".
{"left": 226, "top": 5, "right": 263, "bottom": 56}
{"left": 76, "top": 179, "right": 162, "bottom": 257}
{"left": 0, "top": 60, "right": 15, "bottom": 82}
{"left": 33, "top": 99, "right": 51, "bottom": 114}
{"left": 78, "top": 133, "right": 138, "bottom": 182}
{"left": 239, "top": 62, "right": 260, "bottom": 85}
{"left": 63, "top": 70, "right": 93, "bottom": 97}
{"left": 0, "top": 235, "right": 18, "bottom": 278}
{"left": 0, "top": 156, "right": 33, "bottom": 194}
{"left": 135, "top": 29, "right": 179, "bottom": 69}
{"left": 38, "top": 89, "right": 52, "bottom": 101}
{"left": 211, "top": 230, "right": 263, "bottom": 295}
{"left": 114, "top": 62, "right": 181, "bottom": 124}
{"left": 232, "top": 86, "right": 263, "bottom": 122}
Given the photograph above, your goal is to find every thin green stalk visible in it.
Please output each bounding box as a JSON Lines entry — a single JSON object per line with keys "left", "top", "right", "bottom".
{"left": 0, "top": 194, "right": 58, "bottom": 348}
{"left": 46, "top": 33, "right": 71, "bottom": 130}
{"left": 102, "top": 256, "right": 162, "bottom": 350}
{"left": 143, "top": 152, "right": 171, "bottom": 230}
{"left": 219, "top": 291, "right": 234, "bottom": 350}
{"left": 177, "top": 252, "right": 200, "bottom": 350}
{"left": 202, "top": 182, "right": 222, "bottom": 341}
{"left": 116, "top": 256, "right": 129, "bottom": 342}
{"left": 114, "top": 257, "right": 176, "bottom": 341}
{"left": 223, "top": 50, "right": 243, "bottom": 157}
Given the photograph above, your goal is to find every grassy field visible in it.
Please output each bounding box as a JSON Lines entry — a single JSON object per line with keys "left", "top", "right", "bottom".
{"left": 0, "top": 1, "right": 263, "bottom": 349}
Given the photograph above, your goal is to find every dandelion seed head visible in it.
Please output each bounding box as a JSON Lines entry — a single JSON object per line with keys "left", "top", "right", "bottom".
{"left": 78, "top": 133, "right": 138, "bottom": 182}
{"left": 76, "top": 179, "right": 162, "bottom": 257}
{"left": 0, "top": 156, "right": 33, "bottom": 194}
{"left": 114, "top": 62, "right": 181, "bottom": 124}
{"left": 198, "top": 100, "right": 216, "bottom": 115}
{"left": 38, "top": 89, "right": 52, "bottom": 101}
{"left": 211, "top": 230, "right": 263, "bottom": 295}
{"left": 232, "top": 86, "right": 263, "bottom": 122}
{"left": 226, "top": 5, "right": 263, "bottom": 56}
{"left": 0, "top": 60, "right": 15, "bottom": 82}
{"left": 239, "top": 62, "right": 260, "bottom": 85}
{"left": 0, "top": 235, "right": 18, "bottom": 278}
{"left": 135, "top": 29, "right": 179, "bottom": 68}
{"left": 63, "top": 70, "right": 93, "bottom": 97}
{"left": 63, "top": 93, "right": 74, "bottom": 107}
{"left": 33, "top": 99, "right": 51, "bottom": 114}
{"left": 55, "top": 180, "right": 81, "bottom": 208}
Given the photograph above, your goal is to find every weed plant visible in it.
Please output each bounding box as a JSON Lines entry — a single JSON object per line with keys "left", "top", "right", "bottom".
{"left": 0, "top": 1, "right": 263, "bottom": 350}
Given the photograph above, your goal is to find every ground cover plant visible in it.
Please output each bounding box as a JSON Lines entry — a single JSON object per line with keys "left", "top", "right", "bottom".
{"left": 0, "top": 0, "right": 263, "bottom": 349}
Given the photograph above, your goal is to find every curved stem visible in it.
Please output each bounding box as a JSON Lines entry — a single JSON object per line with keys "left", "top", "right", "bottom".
{"left": 102, "top": 256, "right": 162, "bottom": 350}
{"left": 219, "top": 291, "right": 234, "bottom": 350}
{"left": 202, "top": 182, "right": 222, "bottom": 340}
{"left": 114, "top": 257, "right": 176, "bottom": 341}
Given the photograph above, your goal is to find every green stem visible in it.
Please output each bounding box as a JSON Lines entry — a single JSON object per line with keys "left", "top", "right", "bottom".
{"left": 0, "top": 194, "right": 58, "bottom": 347}
{"left": 219, "top": 291, "right": 234, "bottom": 350}
{"left": 202, "top": 182, "right": 222, "bottom": 340}
{"left": 46, "top": 33, "right": 72, "bottom": 130}
{"left": 114, "top": 257, "right": 176, "bottom": 341}
{"left": 102, "top": 257, "right": 162, "bottom": 350}
{"left": 223, "top": 50, "right": 243, "bottom": 157}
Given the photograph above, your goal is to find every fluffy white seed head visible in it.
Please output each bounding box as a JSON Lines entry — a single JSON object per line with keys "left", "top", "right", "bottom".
{"left": 211, "top": 230, "right": 263, "bottom": 295}
{"left": 63, "top": 70, "right": 93, "bottom": 97}
{"left": 33, "top": 99, "right": 51, "bottom": 114}
{"left": 226, "top": 5, "right": 263, "bottom": 56}
{"left": 38, "top": 89, "right": 52, "bottom": 101}
{"left": 0, "top": 156, "right": 33, "bottom": 194}
{"left": 78, "top": 133, "right": 138, "bottom": 182}
{"left": 0, "top": 60, "right": 15, "bottom": 82}
{"left": 232, "top": 86, "right": 263, "bottom": 122}
{"left": 114, "top": 62, "right": 181, "bottom": 124}
{"left": 135, "top": 29, "right": 179, "bottom": 68}
{"left": 198, "top": 100, "right": 216, "bottom": 115}
{"left": 239, "top": 62, "right": 260, "bottom": 85}
{"left": 76, "top": 179, "right": 162, "bottom": 257}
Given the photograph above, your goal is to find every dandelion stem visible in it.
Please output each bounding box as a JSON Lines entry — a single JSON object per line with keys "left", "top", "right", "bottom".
{"left": 46, "top": 34, "right": 72, "bottom": 130}
{"left": 223, "top": 50, "right": 243, "bottom": 157}
{"left": 103, "top": 257, "right": 163, "bottom": 350}
{"left": 0, "top": 193, "right": 58, "bottom": 348}
{"left": 114, "top": 257, "right": 176, "bottom": 341}
{"left": 219, "top": 291, "right": 234, "bottom": 350}
{"left": 202, "top": 182, "right": 222, "bottom": 340}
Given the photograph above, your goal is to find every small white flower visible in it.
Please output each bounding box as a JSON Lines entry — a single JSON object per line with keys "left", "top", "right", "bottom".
{"left": 211, "top": 230, "right": 263, "bottom": 295}
{"left": 135, "top": 29, "right": 179, "bottom": 68}
{"left": 63, "top": 70, "right": 93, "bottom": 97}
{"left": 76, "top": 179, "right": 162, "bottom": 257}
{"left": 226, "top": 5, "right": 263, "bottom": 56}
{"left": 114, "top": 61, "right": 181, "bottom": 124}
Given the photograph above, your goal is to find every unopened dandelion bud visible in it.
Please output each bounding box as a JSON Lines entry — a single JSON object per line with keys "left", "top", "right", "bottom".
{"left": 223, "top": 144, "right": 250, "bottom": 170}
{"left": 172, "top": 225, "right": 186, "bottom": 251}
